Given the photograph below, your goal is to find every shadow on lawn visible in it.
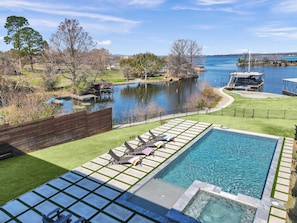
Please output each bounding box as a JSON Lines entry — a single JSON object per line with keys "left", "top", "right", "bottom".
{"left": 0, "top": 151, "right": 68, "bottom": 206}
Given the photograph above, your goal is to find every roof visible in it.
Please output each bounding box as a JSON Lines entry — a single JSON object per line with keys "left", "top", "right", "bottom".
{"left": 283, "top": 78, "right": 297, "bottom": 83}
{"left": 230, "top": 71, "right": 263, "bottom": 78}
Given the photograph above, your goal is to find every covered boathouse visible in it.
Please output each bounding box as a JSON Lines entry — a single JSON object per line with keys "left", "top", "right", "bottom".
{"left": 282, "top": 78, "right": 297, "bottom": 96}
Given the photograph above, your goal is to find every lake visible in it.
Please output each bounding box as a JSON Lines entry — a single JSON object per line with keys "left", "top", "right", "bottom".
{"left": 61, "top": 55, "right": 297, "bottom": 123}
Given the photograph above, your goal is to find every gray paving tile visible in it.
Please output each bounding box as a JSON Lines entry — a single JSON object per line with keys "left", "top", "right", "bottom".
{"left": 50, "top": 192, "right": 77, "bottom": 208}
{"left": 68, "top": 201, "right": 98, "bottom": 219}
{"left": 108, "top": 179, "right": 130, "bottom": 191}
{"left": 270, "top": 207, "right": 287, "bottom": 219}
{"left": 18, "top": 191, "right": 44, "bottom": 207}
{"left": 0, "top": 210, "right": 11, "bottom": 222}
{"left": 128, "top": 214, "right": 155, "bottom": 223}
{"left": 82, "top": 161, "right": 102, "bottom": 172}
{"left": 60, "top": 171, "right": 83, "bottom": 183}
{"left": 268, "top": 215, "right": 286, "bottom": 223}
{"left": 94, "top": 186, "right": 121, "bottom": 200}
{"left": 34, "top": 184, "right": 58, "bottom": 198}
{"left": 72, "top": 166, "right": 93, "bottom": 176}
{"left": 88, "top": 172, "right": 110, "bottom": 183}
{"left": 90, "top": 212, "right": 121, "bottom": 223}
{"left": 2, "top": 200, "right": 28, "bottom": 216}
{"left": 64, "top": 185, "right": 89, "bottom": 199}
{"left": 47, "top": 177, "right": 72, "bottom": 190}
{"left": 97, "top": 167, "right": 119, "bottom": 178}
{"left": 114, "top": 173, "right": 139, "bottom": 185}
{"left": 34, "top": 200, "right": 59, "bottom": 216}
{"left": 82, "top": 193, "right": 109, "bottom": 209}
{"left": 104, "top": 203, "right": 133, "bottom": 222}
{"left": 124, "top": 168, "right": 147, "bottom": 179}
{"left": 76, "top": 178, "right": 101, "bottom": 191}
{"left": 17, "top": 210, "right": 42, "bottom": 223}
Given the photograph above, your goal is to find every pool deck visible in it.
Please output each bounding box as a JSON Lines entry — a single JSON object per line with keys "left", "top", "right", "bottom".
{"left": 0, "top": 118, "right": 293, "bottom": 223}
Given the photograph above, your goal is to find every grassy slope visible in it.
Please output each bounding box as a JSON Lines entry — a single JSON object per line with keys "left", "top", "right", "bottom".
{"left": 0, "top": 91, "right": 296, "bottom": 205}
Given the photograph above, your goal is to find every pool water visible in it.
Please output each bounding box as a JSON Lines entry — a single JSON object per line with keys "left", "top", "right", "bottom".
{"left": 156, "top": 129, "right": 277, "bottom": 199}
{"left": 184, "top": 190, "right": 256, "bottom": 223}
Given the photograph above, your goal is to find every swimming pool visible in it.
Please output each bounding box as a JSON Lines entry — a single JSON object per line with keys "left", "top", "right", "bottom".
{"left": 155, "top": 129, "right": 278, "bottom": 199}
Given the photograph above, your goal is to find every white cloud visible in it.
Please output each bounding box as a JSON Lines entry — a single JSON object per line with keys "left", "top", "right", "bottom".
{"left": 128, "top": 0, "right": 165, "bottom": 7}
{"left": 251, "top": 23, "right": 297, "bottom": 40}
{"left": 96, "top": 40, "right": 112, "bottom": 45}
{"left": 0, "top": 0, "right": 139, "bottom": 24}
{"left": 196, "top": 0, "right": 237, "bottom": 6}
{"left": 274, "top": 0, "right": 297, "bottom": 13}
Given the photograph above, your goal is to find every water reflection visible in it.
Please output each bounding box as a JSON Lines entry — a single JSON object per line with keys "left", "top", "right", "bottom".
{"left": 58, "top": 55, "right": 297, "bottom": 123}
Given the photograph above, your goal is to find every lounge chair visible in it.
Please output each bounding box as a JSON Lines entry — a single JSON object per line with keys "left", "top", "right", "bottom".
{"left": 148, "top": 130, "right": 166, "bottom": 141}
{"left": 124, "top": 141, "right": 154, "bottom": 156}
{"left": 42, "top": 208, "right": 72, "bottom": 223}
{"left": 148, "top": 130, "right": 175, "bottom": 142}
{"left": 137, "top": 135, "right": 165, "bottom": 149}
{"left": 108, "top": 149, "right": 142, "bottom": 166}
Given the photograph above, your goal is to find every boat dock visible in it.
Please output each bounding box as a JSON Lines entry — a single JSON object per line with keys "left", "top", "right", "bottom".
{"left": 282, "top": 78, "right": 297, "bottom": 96}
{"left": 225, "top": 71, "right": 264, "bottom": 91}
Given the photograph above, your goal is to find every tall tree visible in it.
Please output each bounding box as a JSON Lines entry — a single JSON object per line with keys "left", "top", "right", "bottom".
{"left": 50, "top": 18, "right": 95, "bottom": 94}
{"left": 18, "top": 27, "right": 44, "bottom": 72}
{"left": 134, "top": 53, "right": 165, "bottom": 81}
{"left": 4, "top": 16, "right": 29, "bottom": 72}
{"left": 119, "top": 57, "right": 135, "bottom": 80}
{"left": 167, "top": 39, "right": 203, "bottom": 78}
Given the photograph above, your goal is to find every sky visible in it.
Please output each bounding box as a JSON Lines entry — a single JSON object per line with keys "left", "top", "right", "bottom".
{"left": 0, "top": 0, "right": 297, "bottom": 56}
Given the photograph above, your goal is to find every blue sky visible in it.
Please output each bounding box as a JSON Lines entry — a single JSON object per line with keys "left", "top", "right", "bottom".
{"left": 0, "top": 0, "right": 296, "bottom": 56}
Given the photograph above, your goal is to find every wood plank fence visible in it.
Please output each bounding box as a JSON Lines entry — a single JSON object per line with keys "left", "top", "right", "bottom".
{"left": 0, "top": 108, "right": 112, "bottom": 159}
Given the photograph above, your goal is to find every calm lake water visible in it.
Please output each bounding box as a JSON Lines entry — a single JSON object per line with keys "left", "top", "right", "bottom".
{"left": 62, "top": 55, "right": 297, "bottom": 122}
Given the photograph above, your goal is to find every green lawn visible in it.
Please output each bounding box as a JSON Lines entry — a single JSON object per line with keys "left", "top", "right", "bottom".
{"left": 0, "top": 91, "right": 296, "bottom": 205}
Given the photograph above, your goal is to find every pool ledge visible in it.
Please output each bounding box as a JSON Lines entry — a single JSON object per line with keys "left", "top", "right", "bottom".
{"left": 166, "top": 180, "right": 264, "bottom": 223}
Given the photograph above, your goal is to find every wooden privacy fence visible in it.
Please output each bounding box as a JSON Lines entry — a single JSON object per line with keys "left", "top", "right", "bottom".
{"left": 0, "top": 108, "right": 112, "bottom": 158}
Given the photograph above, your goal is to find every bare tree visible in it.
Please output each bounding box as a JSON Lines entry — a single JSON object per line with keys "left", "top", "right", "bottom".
{"left": 87, "top": 48, "right": 111, "bottom": 82}
{"left": 49, "top": 18, "right": 95, "bottom": 93}
{"left": 167, "top": 39, "right": 203, "bottom": 78}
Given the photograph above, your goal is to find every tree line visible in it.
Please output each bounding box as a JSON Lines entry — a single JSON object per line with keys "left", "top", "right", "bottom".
{"left": 1, "top": 16, "right": 203, "bottom": 92}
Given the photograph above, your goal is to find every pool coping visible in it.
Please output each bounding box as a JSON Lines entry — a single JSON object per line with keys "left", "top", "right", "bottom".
{"left": 118, "top": 125, "right": 284, "bottom": 223}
